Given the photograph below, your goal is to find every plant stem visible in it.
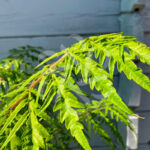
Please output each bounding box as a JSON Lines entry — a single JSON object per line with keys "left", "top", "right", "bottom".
{"left": 8, "top": 54, "right": 67, "bottom": 113}
{"left": 8, "top": 93, "right": 28, "bottom": 114}
{"left": 29, "top": 75, "right": 44, "bottom": 90}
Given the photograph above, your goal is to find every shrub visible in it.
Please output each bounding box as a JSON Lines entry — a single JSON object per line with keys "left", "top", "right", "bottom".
{"left": 0, "top": 33, "right": 150, "bottom": 150}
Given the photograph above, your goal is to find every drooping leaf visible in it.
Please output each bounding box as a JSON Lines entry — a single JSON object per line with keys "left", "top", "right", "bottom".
{"left": 0, "top": 100, "right": 27, "bottom": 136}
{"left": 0, "top": 111, "right": 29, "bottom": 150}
{"left": 30, "top": 101, "right": 50, "bottom": 149}
{"left": 36, "top": 51, "right": 65, "bottom": 68}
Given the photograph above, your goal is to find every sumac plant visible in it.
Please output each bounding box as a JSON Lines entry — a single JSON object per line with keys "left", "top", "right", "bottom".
{"left": 0, "top": 33, "right": 150, "bottom": 150}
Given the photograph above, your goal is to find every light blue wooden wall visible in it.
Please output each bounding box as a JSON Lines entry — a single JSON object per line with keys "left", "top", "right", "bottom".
{"left": 134, "top": 1, "right": 150, "bottom": 149}
{"left": 142, "top": 0, "right": 150, "bottom": 46}
{"left": 0, "top": 0, "right": 120, "bottom": 59}
{"left": 0, "top": 0, "right": 120, "bottom": 36}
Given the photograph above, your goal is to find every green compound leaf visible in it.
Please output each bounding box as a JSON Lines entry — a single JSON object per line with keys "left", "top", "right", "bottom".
{"left": 0, "top": 99, "right": 27, "bottom": 136}
{"left": 1, "top": 33, "right": 150, "bottom": 150}
{"left": 0, "top": 111, "right": 29, "bottom": 150}
{"left": 30, "top": 101, "right": 50, "bottom": 149}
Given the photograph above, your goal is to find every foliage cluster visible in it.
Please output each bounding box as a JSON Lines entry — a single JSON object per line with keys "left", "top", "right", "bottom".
{"left": 0, "top": 33, "right": 150, "bottom": 150}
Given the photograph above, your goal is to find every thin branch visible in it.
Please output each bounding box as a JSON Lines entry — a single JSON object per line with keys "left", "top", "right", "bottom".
{"left": 49, "top": 54, "right": 67, "bottom": 69}
{"left": 29, "top": 75, "right": 44, "bottom": 90}
{"left": 8, "top": 54, "right": 67, "bottom": 113}
{"left": 7, "top": 93, "right": 28, "bottom": 114}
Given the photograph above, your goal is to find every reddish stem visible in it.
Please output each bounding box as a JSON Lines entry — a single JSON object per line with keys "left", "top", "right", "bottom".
{"left": 7, "top": 93, "right": 28, "bottom": 114}
{"left": 7, "top": 54, "right": 67, "bottom": 113}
